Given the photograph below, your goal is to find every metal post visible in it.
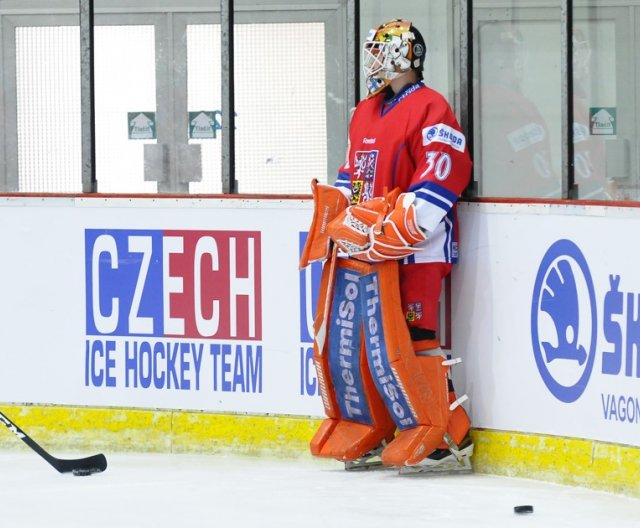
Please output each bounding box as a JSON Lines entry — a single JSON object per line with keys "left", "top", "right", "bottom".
{"left": 80, "top": 0, "right": 97, "bottom": 193}
{"left": 221, "top": 0, "right": 236, "bottom": 194}
{"left": 459, "top": 0, "right": 473, "bottom": 158}
{"left": 460, "top": 0, "right": 475, "bottom": 197}
{"left": 561, "top": 0, "right": 575, "bottom": 199}
{"left": 347, "top": 0, "right": 360, "bottom": 109}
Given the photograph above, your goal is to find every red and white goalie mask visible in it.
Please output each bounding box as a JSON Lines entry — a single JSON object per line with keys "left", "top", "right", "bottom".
{"left": 362, "top": 19, "right": 426, "bottom": 96}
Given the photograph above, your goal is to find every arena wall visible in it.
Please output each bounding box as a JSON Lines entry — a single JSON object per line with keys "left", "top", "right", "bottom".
{"left": 0, "top": 196, "right": 638, "bottom": 497}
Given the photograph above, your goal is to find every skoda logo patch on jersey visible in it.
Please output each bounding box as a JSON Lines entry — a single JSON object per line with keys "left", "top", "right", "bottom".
{"left": 422, "top": 123, "right": 466, "bottom": 153}
{"left": 531, "top": 239, "right": 597, "bottom": 403}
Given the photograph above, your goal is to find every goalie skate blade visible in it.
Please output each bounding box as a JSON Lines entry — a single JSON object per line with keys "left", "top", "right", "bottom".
{"left": 344, "top": 459, "right": 385, "bottom": 471}
{"left": 398, "top": 442, "right": 474, "bottom": 476}
{"left": 398, "top": 455, "right": 473, "bottom": 476}
{"left": 344, "top": 445, "right": 389, "bottom": 472}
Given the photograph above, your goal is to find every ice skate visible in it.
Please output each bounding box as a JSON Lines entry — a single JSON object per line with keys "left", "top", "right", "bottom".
{"left": 344, "top": 443, "right": 389, "bottom": 471}
{"left": 399, "top": 433, "right": 474, "bottom": 475}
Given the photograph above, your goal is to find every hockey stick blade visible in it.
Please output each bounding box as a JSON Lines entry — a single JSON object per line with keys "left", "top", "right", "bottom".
{"left": 0, "top": 410, "right": 107, "bottom": 474}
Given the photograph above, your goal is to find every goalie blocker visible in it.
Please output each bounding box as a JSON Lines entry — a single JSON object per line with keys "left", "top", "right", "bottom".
{"left": 306, "top": 254, "right": 470, "bottom": 468}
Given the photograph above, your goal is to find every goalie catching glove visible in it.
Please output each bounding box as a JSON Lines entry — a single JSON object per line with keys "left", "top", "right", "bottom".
{"left": 327, "top": 188, "right": 428, "bottom": 262}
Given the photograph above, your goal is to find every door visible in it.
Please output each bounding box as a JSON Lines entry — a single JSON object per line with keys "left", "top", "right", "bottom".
{"left": 0, "top": 2, "right": 348, "bottom": 194}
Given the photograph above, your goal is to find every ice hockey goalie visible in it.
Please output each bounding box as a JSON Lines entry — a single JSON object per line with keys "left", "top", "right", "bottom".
{"left": 299, "top": 17, "right": 474, "bottom": 473}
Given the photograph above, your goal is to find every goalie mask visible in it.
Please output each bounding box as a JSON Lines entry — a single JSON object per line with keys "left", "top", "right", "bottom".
{"left": 363, "top": 19, "right": 426, "bottom": 96}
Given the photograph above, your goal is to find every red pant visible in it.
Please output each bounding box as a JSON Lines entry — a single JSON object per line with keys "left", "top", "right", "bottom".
{"left": 399, "top": 262, "right": 452, "bottom": 331}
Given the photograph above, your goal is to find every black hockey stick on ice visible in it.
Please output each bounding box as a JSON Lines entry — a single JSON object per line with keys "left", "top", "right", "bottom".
{"left": 0, "top": 410, "right": 107, "bottom": 474}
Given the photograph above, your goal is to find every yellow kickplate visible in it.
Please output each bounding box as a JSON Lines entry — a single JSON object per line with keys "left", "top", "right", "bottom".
{"left": 1, "top": 406, "right": 638, "bottom": 497}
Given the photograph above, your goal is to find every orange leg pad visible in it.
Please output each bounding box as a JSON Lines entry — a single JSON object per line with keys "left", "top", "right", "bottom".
{"left": 411, "top": 342, "right": 471, "bottom": 451}
{"left": 381, "top": 424, "right": 447, "bottom": 467}
{"left": 310, "top": 418, "right": 339, "bottom": 457}
{"left": 434, "top": 394, "right": 471, "bottom": 450}
{"left": 316, "top": 419, "right": 396, "bottom": 461}
{"left": 447, "top": 404, "right": 471, "bottom": 445}
{"left": 357, "top": 262, "right": 454, "bottom": 466}
{"left": 311, "top": 258, "right": 397, "bottom": 461}
{"left": 311, "top": 256, "right": 341, "bottom": 419}
{"left": 377, "top": 355, "right": 452, "bottom": 466}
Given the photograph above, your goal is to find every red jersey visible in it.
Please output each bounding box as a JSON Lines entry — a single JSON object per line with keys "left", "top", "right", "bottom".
{"left": 335, "top": 82, "right": 472, "bottom": 263}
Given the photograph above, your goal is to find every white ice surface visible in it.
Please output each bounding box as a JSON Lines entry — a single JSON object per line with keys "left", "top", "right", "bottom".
{"left": 1, "top": 451, "right": 639, "bottom": 528}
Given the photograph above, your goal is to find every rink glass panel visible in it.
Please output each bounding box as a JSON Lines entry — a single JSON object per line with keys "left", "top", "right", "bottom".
{"left": 185, "top": 22, "right": 328, "bottom": 194}
{"left": 94, "top": 24, "right": 158, "bottom": 194}
{"left": 13, "top": 19, "right": 162, "bottom": 193}
{"left": 474, "top": 15, "right": 563, "bottom": 199}
{"left": 233, "top": 22, "right": 328, "bottom": 194}
{"left": 472, "top": 0, "right": 639, "bottom": 201}
{"left": 3, "top": 0, "right": 640, "bottom": 200}
{"left": 186, "top": 24, "right": 223, "bottom": 194}
{"left": 4, "top": 3, "right": 336, "bottom": 194}
{"left": 15, "top": 25, "right": 81, "bottom": 193}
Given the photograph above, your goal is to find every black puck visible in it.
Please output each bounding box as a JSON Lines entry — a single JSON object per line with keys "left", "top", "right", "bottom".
{"left": 514, "top": 505, "right": 534, "bottom": 514}
{"left": 72, "top": 468, "right": 94, "bottom": 476}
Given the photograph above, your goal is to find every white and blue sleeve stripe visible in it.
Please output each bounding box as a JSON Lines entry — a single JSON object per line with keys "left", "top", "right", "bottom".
{"left": 410, "top": 180, "right": 459, "bottom": 233}
{"left": 335, "top": 171, "right": 352, "bottom": 199}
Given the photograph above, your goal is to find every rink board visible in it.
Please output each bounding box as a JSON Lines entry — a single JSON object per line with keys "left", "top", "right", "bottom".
{"left": 0, "top": 196, "right": 639, "bottom": 496}
{"left": 455, "top": 201, "right": 640, "bottom": 449}
{"left": 0, "top": 196, "right": 324, "bottom": 418}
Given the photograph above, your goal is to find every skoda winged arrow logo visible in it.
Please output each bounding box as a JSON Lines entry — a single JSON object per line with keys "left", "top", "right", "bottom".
{"left": 531, "top": 240, "right": 597, "bottom": 403}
